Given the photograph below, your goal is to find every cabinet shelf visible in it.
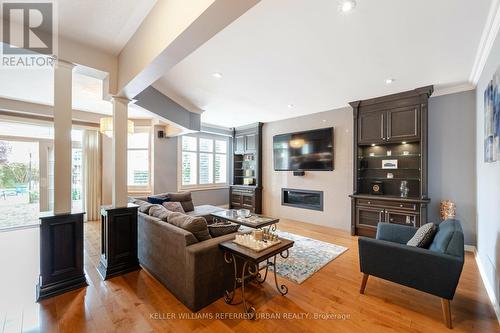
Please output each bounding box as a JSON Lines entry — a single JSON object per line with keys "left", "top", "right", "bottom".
{"left": 358, "top": 168, "right": 420, "bottom": 171}
{"left": 358, "top": 154, "right": 421, "bottom": 158}
{"left": 358, "top": 177, "right": 420, "bottom": 181}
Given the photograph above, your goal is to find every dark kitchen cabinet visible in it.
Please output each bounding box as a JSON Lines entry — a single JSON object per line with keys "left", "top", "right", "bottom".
{"left": 231, "top": 123, "right": 263, "bottom": 213}
{"left": 358, "top": 106, "right": 420, "bottom": 145}
{"left": 358, "top": 111, "right": 385, "bottom": 144}
{"left": 386, "top": 106, "right": 420, "bottom": 142}
{"left": 350, "top": 86, "right": 432, "bottom": 237}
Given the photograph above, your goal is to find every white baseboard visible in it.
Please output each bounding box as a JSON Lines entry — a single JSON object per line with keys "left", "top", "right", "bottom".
{"left": 464, "top": 245, "right": 476, "bottom": 252}
{"left": 470, "top": 246, "right": 500, "bottom": 326}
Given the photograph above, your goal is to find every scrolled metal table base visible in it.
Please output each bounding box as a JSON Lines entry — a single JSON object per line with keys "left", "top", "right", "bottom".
{"left": 223, "top": 249, "right": 289, "bottom": 319}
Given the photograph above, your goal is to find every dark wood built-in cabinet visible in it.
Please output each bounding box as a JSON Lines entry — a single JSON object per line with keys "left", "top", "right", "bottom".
{"left": 231, "top": 123, "right": 263, "bottom": 213}
{"left": 350, "top": 86, "right": 433, "bottom": 237}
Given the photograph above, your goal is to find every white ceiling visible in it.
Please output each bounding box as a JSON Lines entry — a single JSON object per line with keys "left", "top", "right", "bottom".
{"left": 57, "top": 0, "right": 157, "bottom": 55}
{"left": 154, "top": 0, "right": 493, "bottom": 127}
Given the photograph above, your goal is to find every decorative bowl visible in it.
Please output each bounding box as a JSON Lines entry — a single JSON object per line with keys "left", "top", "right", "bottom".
{"left": 237, "top": 209, "right": 251, "bottom": 218}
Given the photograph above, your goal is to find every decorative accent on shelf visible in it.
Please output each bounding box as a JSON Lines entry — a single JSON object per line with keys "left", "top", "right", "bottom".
{"left": 400, "top": 180, "right": 409, "bottom": 198}
{"left": 370, "top": 181, "right": 384, "bottom": 195}
{"left": 440, "top": 200, "right": 456, "bottom": 220}
{"left": 382, "top": 159, "right": 398, "bottom": 169}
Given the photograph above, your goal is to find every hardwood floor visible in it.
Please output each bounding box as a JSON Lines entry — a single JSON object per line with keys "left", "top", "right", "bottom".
{"left": 0, "top": 219, "right": 498, "bottom": 333}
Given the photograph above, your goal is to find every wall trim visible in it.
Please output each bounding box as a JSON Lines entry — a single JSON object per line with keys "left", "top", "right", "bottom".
{"left": 432, "top": 83, "right": 475, "bottom": 98}
{"left": 469, "top": 246, "right": 500, "bottom": 325}
{"left": 470, "top": 0, "right": 500, "bottom": 84}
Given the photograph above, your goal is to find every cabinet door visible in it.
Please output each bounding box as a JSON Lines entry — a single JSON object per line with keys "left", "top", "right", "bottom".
{"left": 245, "top": 134, "right": 257, "bottom": 152}
{"left": 385, "top": 209, "right": 418, "bottom": 227}
{"left": 356, "top": 206, "right": 385, "bottom": 229}
{"left": 386, "top": 106, "right": 419, "bottom": 142}
{"left": 235, "top": 136, "right": 245, "bottom": 154}
{"left": 358, "top": 111, "right": 385, "bottom": 144}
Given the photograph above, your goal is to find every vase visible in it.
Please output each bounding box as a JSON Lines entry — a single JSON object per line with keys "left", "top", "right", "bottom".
{"left": 440, "top": 200, "right": 456, "bottom": 220}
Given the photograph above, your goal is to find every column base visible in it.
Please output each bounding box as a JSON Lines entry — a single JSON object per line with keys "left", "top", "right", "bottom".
{"left": 97, "top": 257, "right": 140, "bottom": 280}
{"left": 98, "top": 204, "right": 140, "bottom": 280}
{"left": 36, "top": 275, "right": 88, "bottom": 302}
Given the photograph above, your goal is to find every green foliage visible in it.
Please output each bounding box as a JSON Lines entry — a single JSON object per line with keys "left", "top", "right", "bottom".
{"left": 0, "top": 163, "right": 39, "bottom": 188}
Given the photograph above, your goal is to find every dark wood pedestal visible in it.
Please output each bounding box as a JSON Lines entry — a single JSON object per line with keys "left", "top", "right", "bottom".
{"left": 97, "top": 204, "right": 140, "bottom": 280}
{"left": 36, "top": 212, "right": 87, "bottom": 301}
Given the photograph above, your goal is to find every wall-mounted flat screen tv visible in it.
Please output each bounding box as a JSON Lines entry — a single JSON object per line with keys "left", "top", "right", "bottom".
{"left": 273, "top": 127, "right": 334, "bottom": 171}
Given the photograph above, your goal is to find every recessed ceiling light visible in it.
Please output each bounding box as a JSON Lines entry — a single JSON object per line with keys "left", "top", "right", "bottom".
{"left": 385, "top": 78, "right": 395, "bottom": 84}
{"left": 212, "top": 72, "right": 223, "bottom": 79}
{"left": 339, "top": 0, "right": 356, "bottom": 13}
{"left": 322, "top": 119, "right": 327, "bottom": 122}
{"left": 402, "top": 141, "right": 407, "bottom": 144}
{"left": 371, "top": 143, "right": 376, "bottom": 147}
{"left": 287, "top": 104, "right": 295, "bottom": 108}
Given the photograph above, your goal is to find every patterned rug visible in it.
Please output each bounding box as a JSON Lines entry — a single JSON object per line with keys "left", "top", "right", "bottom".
{"left": 270, "top": 231, "right": 348, "bottom": 284}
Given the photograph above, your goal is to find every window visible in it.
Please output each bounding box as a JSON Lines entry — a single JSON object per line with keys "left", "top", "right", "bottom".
{"left": 180, "top": 135, "right": 228, "bottom": 189}
{"left": 128, "top": 128, "right": 150, "bottom": 190}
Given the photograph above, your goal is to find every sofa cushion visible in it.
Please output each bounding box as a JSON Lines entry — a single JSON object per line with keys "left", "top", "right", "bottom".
{"left": 168, "top": 192, "right": 194, "bottom": 212}
{"left": 133, "top": 199, "right": 149, "bottom": 206}
{"left": 208, "top": 222, "right": 240, "bottom": 237}
{"left": 148, "top": 205, "right": 174, "bottom": 222}
{"left": 167, "top": 212, "right": 211, "bottom": 242}
{"left": 147, "top": 195, "right": 170, "bottom": 205}
{"left": 429, "top": 219, "right": 464, "bottom": 257}
{"left": 163, "top": 201, "right": 185, "bottom": 213}
{"left": 138, "top": 203, "right": 157, "bottom": 214}
{"left": 406, "top": 223, "right": 436, "bottom": 248}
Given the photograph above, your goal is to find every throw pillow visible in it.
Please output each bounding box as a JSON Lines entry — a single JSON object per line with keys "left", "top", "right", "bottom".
{"left": 167, "top": 213, "right": 211, "bottom": 242}
{"left": 138, "top": 203, "right": 156, "bottom": 214}
{"left": 168, "top": 192, "right": 194, "bottom": 212}
{"left": 162, "top": 201, "right": 185, "bottom": 213}
{"left": 133, "top": 199, "right": 148, "bottom": 206}
{"left": 147, "top": 195, "right": 170, "bottom": 205}
{"left": 208, "top": 222, "right": 240, "bottom": 237}
{"left": 407, "top": 223, "right": 437, "bottom": 248}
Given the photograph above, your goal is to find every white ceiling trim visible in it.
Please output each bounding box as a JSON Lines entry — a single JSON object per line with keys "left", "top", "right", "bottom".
{"left": 432, "top": 82, "right": 476, "bottom": 97}
{"left": 470, "top": 0, "right": 500, "bottom": 84}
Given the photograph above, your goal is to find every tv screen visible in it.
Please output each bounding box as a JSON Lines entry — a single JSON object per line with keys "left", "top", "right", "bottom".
{"left": 273, "top": 127, "right": 334, "bottom": 171}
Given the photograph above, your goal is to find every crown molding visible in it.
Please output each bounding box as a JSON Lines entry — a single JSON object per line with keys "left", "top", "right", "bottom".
{"left": 469, "top": 0, "right": 500, "bottom": 84}
{"left": 432, "top": 82, "right": 475, "bottom": 97}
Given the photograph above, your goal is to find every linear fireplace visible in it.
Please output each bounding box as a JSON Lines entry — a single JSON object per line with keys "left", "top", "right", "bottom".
{"left": 281, "top": 188, "right": 324, "bottom": 211}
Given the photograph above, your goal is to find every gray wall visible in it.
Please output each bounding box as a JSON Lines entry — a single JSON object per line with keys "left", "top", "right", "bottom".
{"left": 152, "top": 128, "right": 230, "bottom": 207}
{"left": 428, "top": 90, "right": 476, "bottom": 245}
{"left": 475, "top": 28, "right": 500, "bottom": 310}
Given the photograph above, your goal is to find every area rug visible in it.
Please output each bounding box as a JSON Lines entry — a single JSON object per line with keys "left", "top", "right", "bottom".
{"left": 269, "top": 231, "right": 348, "bottom": 284}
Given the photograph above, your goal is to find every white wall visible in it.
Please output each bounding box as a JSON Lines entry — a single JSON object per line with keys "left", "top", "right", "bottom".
{"left": 262, "top": 107, "right": 353, "bottom": 231}
{"left": 475, "top": 30, "right": 500, "bottom": 315}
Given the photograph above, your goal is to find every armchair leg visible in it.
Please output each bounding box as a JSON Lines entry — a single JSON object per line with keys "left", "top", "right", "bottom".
{"left": 360, "top": 274, "right": 369, "bottom": 294}
{"left": 441, "top": 298, "right": 452, "bottom": 329}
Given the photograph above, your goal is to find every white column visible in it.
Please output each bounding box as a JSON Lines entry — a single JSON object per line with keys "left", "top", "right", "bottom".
{"left": 112, "top": 97, "right": 130, "bottom": 207}
{"left": 53, "top": 60, "right": 74, "bottom": 214}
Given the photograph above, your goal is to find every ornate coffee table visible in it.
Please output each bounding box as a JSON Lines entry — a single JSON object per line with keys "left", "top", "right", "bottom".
{"left": 219, "top": 237, "right": 294, "bottom": 319}
{"left": 211, "top": 209, "right": 279, "bottom": 231}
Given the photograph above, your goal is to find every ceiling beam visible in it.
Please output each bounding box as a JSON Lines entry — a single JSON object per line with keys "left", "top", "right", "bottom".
{"left": 117, "top": 0, "right": 260, "bottom": 99}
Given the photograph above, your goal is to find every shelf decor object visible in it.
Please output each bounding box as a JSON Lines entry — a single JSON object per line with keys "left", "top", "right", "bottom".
{"left": 349, "top": 86, "right": 433, "bottom": 237}
{"left": 440, "top": 200, "right": 456, "bottom": 220}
